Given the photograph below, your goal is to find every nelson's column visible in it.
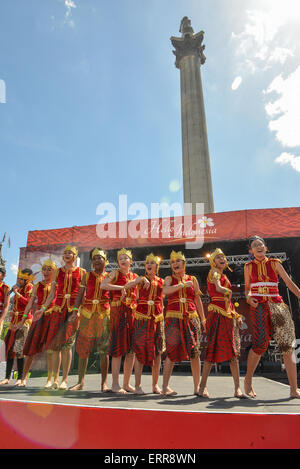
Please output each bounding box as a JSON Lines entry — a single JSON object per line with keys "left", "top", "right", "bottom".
{"left": 171, "top": 17, "right": 214, "bottom": 214}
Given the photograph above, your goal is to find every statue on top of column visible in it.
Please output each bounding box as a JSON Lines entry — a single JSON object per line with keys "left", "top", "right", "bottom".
{"left": 180, "top": 17, "right": 194, "bottom": 37}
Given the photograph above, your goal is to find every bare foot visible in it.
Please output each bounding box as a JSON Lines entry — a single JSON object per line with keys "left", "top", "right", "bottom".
{"left": 17, "top": 380, "right": 26, "bottom": 387}
{"left": 290, "top": 389, "right": 300, "bottom": 399}
{"left": 51, "top": 381, "right": 59, "bottom": 390}
{"left": 59, "top": 381, "right": 68, "bottom": 390}
{"left": 0, "top": 379, "right": 10, "bottom": 385}
{"left": 234, "top": 387, "right": 247, "bottom": 399}
{"left": 111, "top": 385, "right": 127, "bottom": 394}
{"left": 14, "top": 380, "right": 22, "bottom": 387}
{"left": 44, "top": 380, "right": 53, "bottom": 389}
{"left": 162, "top": 387, "right": 177, "bottom": 396}
{"left": 152, "top": 385, "right": 162, "bottom": 395}
{"left": 199, "top": 386, "right": 209, "bottom": 398}
{"left": 101, "top": 383, "right": 111, "bottom": 393}
{"left": 69, "top": 383, "right": 84, "bottom": 391}
{"left": 244, "top": 377, "right": 256, "bottom": 398}
{"left": 124, "top": 384, "right": 135, "bottom": 393}
{"left": 135, "top": 386, "right": 145, "bottom": 395}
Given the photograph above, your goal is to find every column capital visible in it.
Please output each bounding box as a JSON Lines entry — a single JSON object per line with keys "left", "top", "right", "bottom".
{"left": 170, "top": 17, "right": 206, "bottom": 69}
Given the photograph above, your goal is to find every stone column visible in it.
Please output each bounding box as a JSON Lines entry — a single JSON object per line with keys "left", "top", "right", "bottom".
{"left": 171, "top": 17, "right": 214, "bottom": 214}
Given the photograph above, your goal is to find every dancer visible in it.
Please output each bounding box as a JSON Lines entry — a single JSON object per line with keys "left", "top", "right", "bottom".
{"left": 101, "top": 248, "right": 142, "bottom": 394}
{"left": 244, "top": 235, "right": 300, "bottom": 398}
{"left": 199, "top": 248, "right": 244, "bottom": 398}
{"left": 19, "top": 259, "right": 57, "bottom": 387}
{"left": 162, "top": 251, "right": 206, "bottom": 396}
{"left": 0, "top": 267, "right": 10, "bottom": 337}
{"left": 132, "top": 253, "right": 165, "bottom": 395}
{"left": 69, "top": 248, "right": 111, "bottom": 392}
{"left": 38, "top": 245, "right": 85, "bottom": 390}
{"left": 0, "top": 269, "right": 34, "bottom": 386}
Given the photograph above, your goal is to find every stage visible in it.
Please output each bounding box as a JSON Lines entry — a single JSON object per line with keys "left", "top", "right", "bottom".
{"left": 0, "top": 372, "right": 299, "bottom": 449}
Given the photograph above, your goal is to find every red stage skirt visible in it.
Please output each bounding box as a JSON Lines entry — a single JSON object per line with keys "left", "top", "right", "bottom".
{"left": 132, "top": 318, "right": 164, "bottom": 367}
{"left": 76, "top": 314, "right": 110, "bottom": 359}
{"left": 23, "top": 314, "right": 52, "bottom": 356}
{"left": 44, "top": 306, "right": 78, "bottom": 351}
{"left": 204, "top": 311, "right": 240, "bottom": 363}
{"left": 4, "top": 329, "right": 18, "bottom": 359}
{"left": 5, "top": 325, "right": 30, "bottom": 360}
{"left": 165, "top": 316, "right": 201, "bottom": 363}
{"left": 108, "top": 304, "right": 134, "bottom": 357}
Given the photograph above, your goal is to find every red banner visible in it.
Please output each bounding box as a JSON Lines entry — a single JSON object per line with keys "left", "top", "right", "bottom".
{"left": 26, "top": 207, "right": 300, "bottom": 251}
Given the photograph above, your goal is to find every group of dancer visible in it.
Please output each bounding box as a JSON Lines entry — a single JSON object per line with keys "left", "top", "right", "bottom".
{"left": 0, "top": 235, "right": 299, "bottom": 399}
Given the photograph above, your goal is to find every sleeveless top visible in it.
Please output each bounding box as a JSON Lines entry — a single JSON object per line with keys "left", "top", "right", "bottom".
{"left": 80, "top": 271, "right": 110, "bottom": 319}
{"left": 165, "top": 274, "right": 201, "bottom": 320}
{"left": 135, "top": 275, "right": 164, "bottom": 322}
{"left": 244, "top": 257, "right": 282, "bottom": 304}
{"left": 35, "top": 281, "right": 56, "bottom": 314}
{"left": 0, "top": 282, "right": 9, "bottom": 313}
{"left": 207, "top": 269, "right": 240, "bottom": 319}
{"left": 53, "top": 266, "right": 86, "bottom": 312}
{"left": 110, "top": 270, "right": 138, "bottom": 309}
{"left": 11, "top": 283, "right": 33, "bottom": 325}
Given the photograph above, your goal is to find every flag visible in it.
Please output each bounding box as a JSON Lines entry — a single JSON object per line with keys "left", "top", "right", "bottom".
{"left": 1, "top": 233, "right": 5, "bottom": 243}
{"left": 8, "top": 237, "right": 11, "bottom": 248}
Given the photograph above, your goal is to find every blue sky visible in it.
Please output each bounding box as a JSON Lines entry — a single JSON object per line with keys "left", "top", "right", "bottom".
{"left": 1, "top": 0, "right": 300, "bottom": 286}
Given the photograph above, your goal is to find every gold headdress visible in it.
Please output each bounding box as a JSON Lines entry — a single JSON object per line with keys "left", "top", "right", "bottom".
{"left": 145, "top": 253, "right": 161, "bottom": 271}
{"left": 145, "top": 253, "right": 161, "bottom": 265}
{"left": 17, "top": 270, "right": 35, "bottom": 282}
{"left": 117, "top": 248, "right": 133, "bottom": 260}
{"left": 208, "top": 248, "right": 232, "bottom": 271}
{"left": 63, "top": 245, "right": 78, "bottom": 257}
{"left": 42, "top": 259, "right": 57, "bottom": 270}
{"left": 91, "top": 248, "right": 109, "bottom": 265}
{"left": 170, "top": 250, "right": 186, "bottom": 263}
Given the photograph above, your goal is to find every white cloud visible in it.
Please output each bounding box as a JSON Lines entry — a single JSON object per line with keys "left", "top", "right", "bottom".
{"left": 10, "top": 263, "right": 18, "bottom": 276}
{"left": 65, "top": 0, "right": 76, "bottom": 13}
{"left": 264, "top": 66, "right": 300, "bottom": 148}
{"left": 232, "top": 7, "right": 295, "bottom": 73}
{"left": 275, "top": 152, "right": 300, "bottom": 172}
{"left": 267, "top": 47, "right": 294, "bottom": 65}
{"left": 64, "top": 0, "right": 76, "bottom": 27}
{"left": 231, "top": 76, "right": 242, "bottom": 91}
{"left": 231, "top": 2, "right": 300, "bottom": 170}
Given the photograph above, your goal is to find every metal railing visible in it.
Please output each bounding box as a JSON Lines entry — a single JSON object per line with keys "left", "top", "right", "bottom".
{"left": 104, "top": 252, "right": 287, "bottom": 271}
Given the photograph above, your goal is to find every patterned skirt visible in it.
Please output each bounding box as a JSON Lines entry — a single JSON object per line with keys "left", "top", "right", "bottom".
{"left": 5, "top": 324, "right": 30, "bottom": 359}
{"left": 23, "top": 314, "right": 52, "bottom": 356}
{"left": 76, "top": 314, "right": 110, "bottom": 359}
{"left": 44, "top": 306, "right": 77, "bottom": 352}
{"left": 204, "top": 311, "right": 240, "bottom": 363}
{"left": 165, "top": 316, "right": 201, "bottom": 363}
{"left": 108, "top": 304, "right": 135, "bottom": 357}
{"left": 132, "top": 318, "right": 165, "bottom": 367}
{"left": 250, "top": 301, "right": 296, "bottom": 355}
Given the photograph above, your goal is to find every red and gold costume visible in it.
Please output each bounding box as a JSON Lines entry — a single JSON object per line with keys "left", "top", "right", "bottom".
{"left": 23, "top": 280, "right": 56, "bottom": 356}
{"left": 165, "top": 256, "right": 202, "bottom": 362}
{"left": 245, "top": 257, "right": 296, "bottom": 355}
{"left": 45, "top": 265, "right": 85, "bottom": 351}
{"left": 76, "top": 271, "right": 110, "bottom": 359}
{"left": 205, "top": 263, "right": 241, "bottom": 363}
{"left": 108, "top": 268, "right": 138, "bottom": 357}
{"left": 5, "top": 281, "right": 33, "bottom": 359}
{"left": 0, "top": 281, "right": 9, "bottom": 319}
{"left": 132, "top": 269, "right": 165, "bottom": 367}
